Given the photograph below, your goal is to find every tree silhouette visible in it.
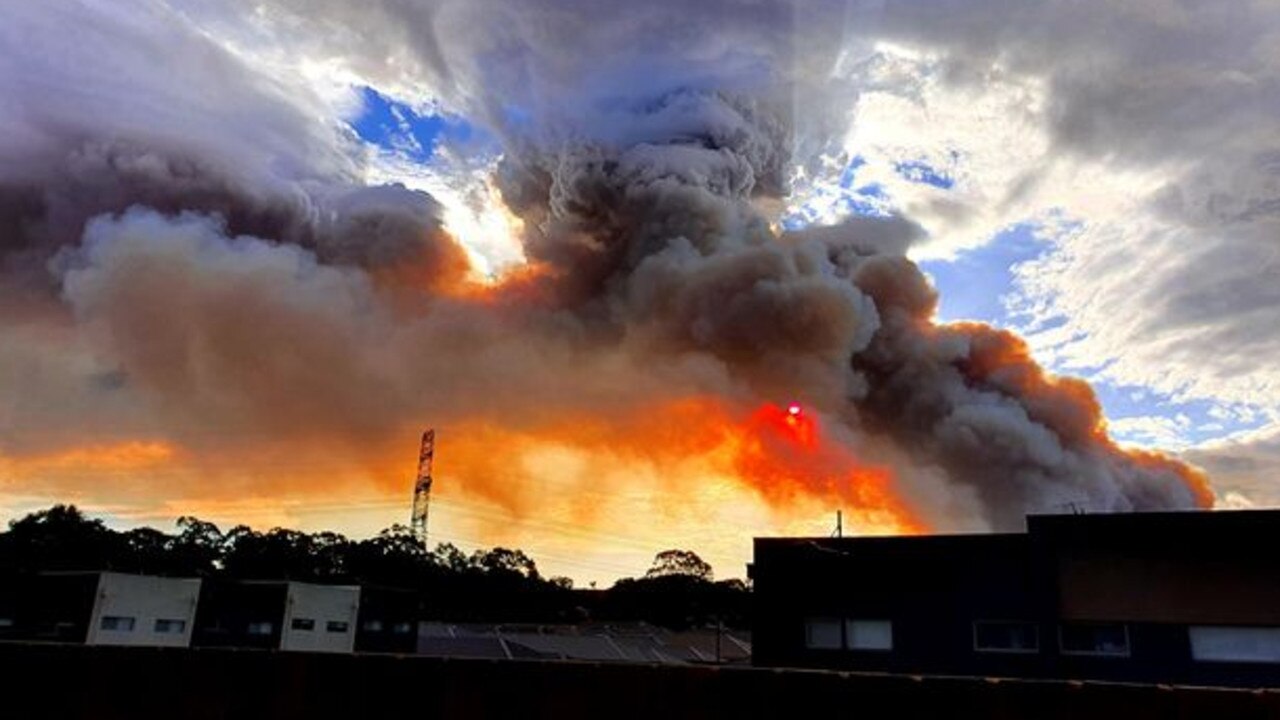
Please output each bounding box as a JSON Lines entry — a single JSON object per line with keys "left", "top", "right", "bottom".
{"left": 473, "top": 547, "right": 540, "bottom": 580}
{"left": 0, "top": 505, "right": 750, "bottom": 629}
{"left": 2, "top": 505, "right": 115, "bottom": 572}
{"left": 645, "top": 549, "right": 713, "bottom": 581}
{"left": 171, "top": 516, "right": 225, "bottom": 575}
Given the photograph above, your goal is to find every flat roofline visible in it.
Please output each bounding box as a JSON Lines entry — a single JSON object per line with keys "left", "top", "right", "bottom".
{"left": 1027, "top": 508, "right": 1280, "bottom": 522}
{"left": 754, "top": 532, "right": 1027, "bottom": 544}
{"left": 756, "top": 509, "right": 1280, "bottom": 547}
{"left": 35, "top": 570, "right": 205, "bottom": 580}
{"left": 232, "top": 580, "right": 359, "bottom": 590}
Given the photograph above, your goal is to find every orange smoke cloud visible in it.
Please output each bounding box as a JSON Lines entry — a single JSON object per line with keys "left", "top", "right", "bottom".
{"left": 952, "top": 321, "right": 1108, "bottom": 447}
{"left": 1120, "top": 446, "right": 1216, "bottom": 509}
{"left": 948, "top": 321, "right": 1213, "bottom": 508}
{"left": 432, "top": 398, "right": 925, "bottom": 537}
{"left": 1, "top": 440, "right": 178, "bottom": 475}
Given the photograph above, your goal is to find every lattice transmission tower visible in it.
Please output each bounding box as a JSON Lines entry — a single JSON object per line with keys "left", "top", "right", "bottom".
{"left": 410, "top": 429, "right": 435, "bottom": 546}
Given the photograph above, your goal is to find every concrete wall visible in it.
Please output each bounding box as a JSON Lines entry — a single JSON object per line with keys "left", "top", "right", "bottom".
{"left": 280, "top": 582, "right": 359, "bottom": 653}
{"left": 0, "top": 643, "right": 1277, "bottom": 720}
{"left": 85, "top": 573, "right": 201, "bottom": 647}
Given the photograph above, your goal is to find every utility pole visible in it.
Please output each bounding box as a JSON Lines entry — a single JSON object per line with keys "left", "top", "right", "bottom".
{"left": 831, "top": 510, "right": 843, "bottom": 538}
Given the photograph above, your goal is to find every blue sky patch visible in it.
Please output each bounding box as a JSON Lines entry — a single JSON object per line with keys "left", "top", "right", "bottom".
{"left": 921, "top": 223, "right": 1046, "bottom": 326}
{"left": 350, "top": 86, "right": 474, "bottom": 161}
{"left": 1091, "top": 379, "right": 1268, "bottom": 448}
{"left": 838, "top": 156, "right": 867, "bottom": 189}
{"left": 894, "top": 159, "right": 955, "bottom": 189}
{"left": 783, "top": 156, "right": 890, "bottom": 228}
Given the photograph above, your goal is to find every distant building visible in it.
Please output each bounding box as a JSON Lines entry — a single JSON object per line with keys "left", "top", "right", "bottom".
{"left": 1, "top": 573, "right": 413, "bottom": 656}
{"left": 193, "top": 580, "right": 360, "bottom": 653}
{"left": 0, "top": 572, "right": 200, "bottom": 647}
{"left": 355, "top": 585, "right": 419, "bottom": 654}
{"left": 86, "top": 573, "right": 201, "bottom": 647}
{"left": 751, "top": 510, "right": 1280, "bottom": 687}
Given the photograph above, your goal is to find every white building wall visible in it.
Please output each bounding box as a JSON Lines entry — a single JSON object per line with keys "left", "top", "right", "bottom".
{"left": 85, "top": 573, "right": 202, "bottom": 647}
{"left": 280, "top": 582, "right": 360, "bottom": 653}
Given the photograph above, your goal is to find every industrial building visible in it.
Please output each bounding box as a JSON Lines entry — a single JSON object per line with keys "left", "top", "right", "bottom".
{"left": 751, "top": 509, "right": 1280, "bottom": 687}
{"left": 85, "top": 572, "right": 202, "bottom": 647}
{"left": 0, "top": 572, "right": 201, "bottom": 647}
{"left": 355, "top": 585, "right": 420, "bottom": 654}
{"left": 193, "top": 580, "right": 361, "bottom": 653}
{"left": 0, "top": 573, "right": 427, "bottom": 655}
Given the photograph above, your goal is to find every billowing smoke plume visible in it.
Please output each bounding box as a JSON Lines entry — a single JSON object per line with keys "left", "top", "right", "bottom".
{"left": 0, "top": 0, "right": 1211, "bottom": 546}
{"left": 486, "top": 89, "right": 1211, "bottom": 528}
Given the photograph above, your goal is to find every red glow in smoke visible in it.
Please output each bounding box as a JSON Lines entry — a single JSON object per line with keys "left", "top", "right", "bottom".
{"left": 732, "top": 403, "right": 926, "bottom": 534}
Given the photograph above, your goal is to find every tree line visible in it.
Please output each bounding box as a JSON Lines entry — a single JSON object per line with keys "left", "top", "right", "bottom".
{"left": 0, "top": 505, "right": 749, "bottom": 628}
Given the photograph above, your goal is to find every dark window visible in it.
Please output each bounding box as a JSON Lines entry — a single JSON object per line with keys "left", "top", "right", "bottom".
{"left": 327, "top": 620, "right": 349, "bottom": 633}
{"left": 803, "top": 618, "right": 893, "bottom": 651}
{"left": 247, "top": 621, "right": 274, "bottom": 636}
{"left": 154, "top": 618, "right": 187, "bottom": 634}
{"left": 100, "top": 616, "right": 135, "bottom": 632}
{"left": 291, "top": 618, "right": 315, "bottom": 631}
{"left": 974, "top": 621, "right": 1038, "bottom": 653}
{"left": 804, "top": 618, "right": 842, "bottom": 649}
{"left": 845, "top": 620, "right": 893, "bottom": 650}
{"left": 1060, "top": 623, "right": 1129, "bottom": 656}
{"left": 362, "top": 619, "right": 384, "bottom": 632}
{"left": 393, "top": 622, "right": 413, "bottom": 635}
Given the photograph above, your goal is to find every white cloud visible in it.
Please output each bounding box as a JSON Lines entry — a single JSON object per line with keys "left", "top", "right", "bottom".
{"left": 1109, "top": 414, "right": 1194, "bottom": 450}
{"left": 789, "top": 2, "right": 1280, "bottom": 433}
{"left": 816, "top": 44, "right": 1057, "bottom": 259}
{"left": 1183, "top": 423, "right": 1280, "bottom": 508}
{"left": 365, "top": 145, "right": 526, "bottom": 277}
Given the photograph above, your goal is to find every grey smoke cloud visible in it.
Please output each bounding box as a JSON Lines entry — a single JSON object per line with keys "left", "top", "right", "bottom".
{"left": 485, "top": 88, "right": 1209, "bottom": 525}
{"left": 0, "top": 0, "right": 1225, "bottom": 531}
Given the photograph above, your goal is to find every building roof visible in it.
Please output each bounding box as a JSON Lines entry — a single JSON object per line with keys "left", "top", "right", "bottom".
{"left": 412, "top": 622, "right": 751, "bottom": 664}
{"left": 415, "top": 636, "right": 512, "bottom": 659}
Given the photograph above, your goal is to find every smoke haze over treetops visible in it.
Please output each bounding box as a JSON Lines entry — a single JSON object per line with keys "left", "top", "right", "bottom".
{"left": 4, "top": 0, "right": 1271, "bottom": 580}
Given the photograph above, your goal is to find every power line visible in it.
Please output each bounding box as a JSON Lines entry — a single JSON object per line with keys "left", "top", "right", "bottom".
{"left": 421, "top": 530, "right": 646, "bottom": 578}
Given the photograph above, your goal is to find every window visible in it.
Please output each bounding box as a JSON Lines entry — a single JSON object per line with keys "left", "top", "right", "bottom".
{"left": 1059, "top": 623, "right": 1129, "bottom": 656}
{"left": 804, "top": 618, "right": 892, "bottom": 651}
{"left": 291, "top": 618, "right": 315, "bottom": 631}
{"left": 247, "top": 621, "right": 274, "bottom": 636}
{"left": 393, "top": 622, "right": 414, "bottom": 635}
{"left": 846, "top": 620, "right": 893, "bottom": 651}
{"left": 804, "top": 618, "right": 842, "bottom": 650}
{"left": 326, "top": 620, "right": 350, "bottom": 633}
{"left": 1189, "top": 626, "right": 1280, "bottom": 663}
{"left": 974, "top": 621, "right": 1039, "bottom": 653}
{"left": 0, "top": 617, "right": 14, "bottom": 629}
{"left": 100, "top": 616, "right": 135, "bottom": 632}
{"left": 362, "top": 619, "right": 384, "bottom": 632}
{"left": 154, "top": 619, "right": 187, "bottom": 634}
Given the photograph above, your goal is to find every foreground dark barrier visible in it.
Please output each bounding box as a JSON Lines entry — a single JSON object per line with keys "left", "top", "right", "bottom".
{"left": 1, "top": 643, "right": 1277, "bottom": 720}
